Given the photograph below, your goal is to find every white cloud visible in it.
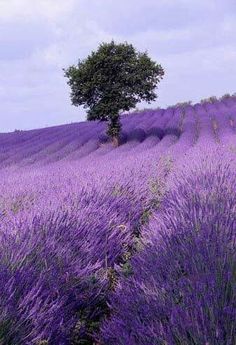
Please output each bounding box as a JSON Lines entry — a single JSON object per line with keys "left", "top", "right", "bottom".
{"left": 0, "top": 0, "right": 235, "bottom": 132}
{"left": 0, "top": 0, "right": 76, "bottom": 22}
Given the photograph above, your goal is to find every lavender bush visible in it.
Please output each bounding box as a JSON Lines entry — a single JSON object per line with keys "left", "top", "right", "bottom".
{"left": 0, "top": 98, "right": 235, "bottom": 344}
{"left": 100, "top": 159, "right": 236, "bottom": 345}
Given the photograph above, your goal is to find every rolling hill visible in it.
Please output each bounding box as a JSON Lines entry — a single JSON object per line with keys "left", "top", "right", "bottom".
{"left": 0, "top": 98, "right": 236, "bottom": 344}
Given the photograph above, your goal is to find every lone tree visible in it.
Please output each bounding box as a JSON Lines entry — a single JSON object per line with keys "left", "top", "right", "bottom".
{"left": 64, "top": 40, "right": 164, "bottom": 146}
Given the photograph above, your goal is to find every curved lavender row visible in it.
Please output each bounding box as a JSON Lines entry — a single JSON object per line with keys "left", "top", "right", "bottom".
{"left": 0, "top": 132, "right": 177, "bottom": 344}
{"left": 0, "top": 125, "right": 68, "bottom": 154}
{"left": 59, "top": 127, "right": 104, "bottom": 162}
{"left": 100, "top": 156, "right": 236, "bottom": 345}
{"left": 0, "top": 172, "right": 150, "bottom": 344}
{"left": 0, "top": 99, "right": 235, "bottom": 343}
{"left": 215, "top": 100, "right": 230, "bottom": 112}
{"left": 129, "top": 134, "right": 160, "bottom": 152}
{"left": 89, "top": 112, "right": 168, "bottom": 160}
{"left": 222, "top": 97, "right": 236, "bottom": 108}
{"left": 209, "top": 109, "right": 236, "bottom": 148}
{"left": 0, "top": 125, "right": 179, "bottom": 252}
{"left": 154, "top": 109, "right": 197, "bottom": 172}
{"left": 29, "top": 123, "right": 104, "bottom": 166}
{"left": 0, "top": 129, "right": 40, "bottom": 149}
{"left": 28, "top": 125, "right": 103, "bottom": 166}
{"left": 225, "top": 105, "right": 236, "bottom": 130}
{"left": 203, "top": 101, "right": 219, "bottom": 113}
{"left": 163, "top": 108, "right": 183, "bottom": 140}
{"left": 0, "top": 122, "right": 102, "bottom": 168}
{"left": 193, "top": 102, "right": 205, "bottom": 113}
{"left": 0, "top": 127, "right": 73, "bottom": 168}
{"left": 194, "top": 107, "right": 217, "bottom": 148}
{"left": 0, "top": 99, "right": 235, "bottom": 169}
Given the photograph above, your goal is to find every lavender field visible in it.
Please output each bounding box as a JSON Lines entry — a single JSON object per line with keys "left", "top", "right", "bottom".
{"left": 0, "top": 98, "right": 236, "bottom": 344}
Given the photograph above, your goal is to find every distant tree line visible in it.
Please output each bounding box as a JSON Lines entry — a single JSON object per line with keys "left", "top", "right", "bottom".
{"left": 122, "top": 93, "right": 236, "bottom": 116}
{"left": 139, "top": 93, "right": 236, "bottom": 112}
{"left": 199, "top": 93, "right": 236, "bottom": 104}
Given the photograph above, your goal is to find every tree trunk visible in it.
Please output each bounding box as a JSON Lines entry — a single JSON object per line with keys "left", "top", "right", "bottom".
{"left": 112, "top": 136, "right": 119, "bottom": 147}
{"left": 107, "top": 115, "right": 121, "bottom": 147}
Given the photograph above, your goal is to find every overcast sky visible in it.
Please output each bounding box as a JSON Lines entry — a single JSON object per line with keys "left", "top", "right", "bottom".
{"left": 0, "top": 0, "right": 236, "bottom": 132}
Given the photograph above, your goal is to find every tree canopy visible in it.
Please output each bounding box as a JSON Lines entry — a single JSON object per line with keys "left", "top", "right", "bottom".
{"left": 64, "top": 40, "right": 164, "bottom": 145}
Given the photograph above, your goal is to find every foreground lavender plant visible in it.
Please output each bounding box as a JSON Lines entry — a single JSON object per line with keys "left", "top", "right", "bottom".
{"left": 101, "top": 160, "right": 236, "bottom": 345}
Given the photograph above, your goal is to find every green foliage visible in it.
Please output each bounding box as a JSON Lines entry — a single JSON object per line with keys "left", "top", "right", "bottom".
{"left": 168, "top": 101, "right": 192, "bottom": 108}
{"left": 122, "top": 261, "right": 133, "bottom": 278}
{"left": 128, "top": 93, "right": 236, "bottom": 116}
{"left": 219, "top": 93, "right": 231, "bottom": 100}
{"left": 106, "top": 116, "right": 121, "bottom": 140}
{"left": 64, "top": 40, "right": 164, "bottom": 142}
{"left": 71, "top": 298, "right": 109, "bottom": 345}
{"left": 219, "top": 93, "right": 236, "bottom": 101}
{"left": 200, "top": 95, "right": 218, "bottom": 104}
{"left": 200, "top": 93, "right": 236, "bottom": 104}
{"left": 37, "top": 341, "right": 49, "bottom": 345}
{"left": 175, "top": 101, "right": 192, "bottom": 107}
{"left": 0, "top": 320, "right": 15, "bottom": 345}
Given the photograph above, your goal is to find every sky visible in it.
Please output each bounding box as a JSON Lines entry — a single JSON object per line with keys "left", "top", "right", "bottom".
{"left": 0, "top": 0, "right": 236, "bottom": 132}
